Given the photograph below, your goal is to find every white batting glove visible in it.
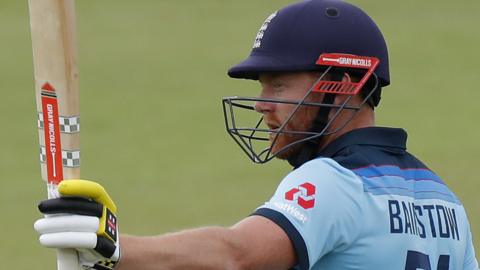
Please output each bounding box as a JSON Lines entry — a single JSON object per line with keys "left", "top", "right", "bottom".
{"left": 35, "top": 180, "right": 120, "bottom": 270}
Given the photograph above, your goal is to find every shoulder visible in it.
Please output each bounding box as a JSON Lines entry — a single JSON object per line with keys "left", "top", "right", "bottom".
{"left": 255, "top": 157, "right": 368, "bottom": 269}
{"left": 269, "top": 157, "right": 366, "bottom": 216}
{"left": 281, "top": 157, "right": 363, "bottom": 192}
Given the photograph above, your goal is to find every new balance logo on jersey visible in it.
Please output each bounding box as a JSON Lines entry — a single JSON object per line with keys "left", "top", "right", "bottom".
{"left": 253, "top": 11, "right": 277, "bottom": 49}
{"left": 285, "top": 182, "right": 316, "bottom": 209}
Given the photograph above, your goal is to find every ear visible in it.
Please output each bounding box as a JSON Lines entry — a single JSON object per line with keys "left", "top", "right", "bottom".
{"left": 341, "top": 72, "right": 351, "bottom": 83}
{"left": 332, "top": 73, "right": 352, "bottom": 104}
{"left": 333, "top": 72, "right": 366, "bottom": 107}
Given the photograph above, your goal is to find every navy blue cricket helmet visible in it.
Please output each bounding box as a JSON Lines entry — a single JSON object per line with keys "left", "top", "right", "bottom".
{"left": 228, "top": 0, "right": 390, "bottom": 87}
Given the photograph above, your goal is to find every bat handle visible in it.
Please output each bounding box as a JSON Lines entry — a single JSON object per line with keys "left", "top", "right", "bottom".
{"left": 46, "top": 185, "right": 80, "bottom": 269}
{"left": 57, "top": 248, "right": 80, "bottom": 270}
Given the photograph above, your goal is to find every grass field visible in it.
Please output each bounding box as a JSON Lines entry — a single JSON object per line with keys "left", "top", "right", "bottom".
{"left": 0, "top": 0, "right": 478, "bottom": 268}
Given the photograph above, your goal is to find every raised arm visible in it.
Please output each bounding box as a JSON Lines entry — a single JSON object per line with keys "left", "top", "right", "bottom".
{"left": 117, "top": 215, "right": 296, "bottom": 270}
{"left": 35, "top": 180, "right": 296, "bottom": 270}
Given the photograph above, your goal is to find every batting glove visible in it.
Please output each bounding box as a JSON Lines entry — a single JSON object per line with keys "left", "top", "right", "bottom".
{"left": 34, "top": 180, "right": 120, "bottom": 270}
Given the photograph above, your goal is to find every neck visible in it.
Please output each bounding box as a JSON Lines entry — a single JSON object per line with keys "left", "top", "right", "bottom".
{"left": 318, "top": 105, "right": 375, "bottom": 151}
{"left": 287, "top": 105, "right": 375, "bottom": 168}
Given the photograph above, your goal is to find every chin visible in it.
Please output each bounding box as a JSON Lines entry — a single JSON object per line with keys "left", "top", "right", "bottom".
{"left": 270, "top": 135, "right": 304, "bottom": 160}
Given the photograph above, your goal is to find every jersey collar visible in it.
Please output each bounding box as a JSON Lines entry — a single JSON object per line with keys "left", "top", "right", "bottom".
{"left": 319, "top": 127, "right": 408, "bottom": 158}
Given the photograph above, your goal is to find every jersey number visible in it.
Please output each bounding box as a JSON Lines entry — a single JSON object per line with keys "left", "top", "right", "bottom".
{"left": 405, "top": 250, "right": 450, "bottom": 270}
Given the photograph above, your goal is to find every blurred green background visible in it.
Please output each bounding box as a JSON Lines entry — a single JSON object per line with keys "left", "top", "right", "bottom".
{"left": 0, "top": 0, "right": 478, "bottom": 268}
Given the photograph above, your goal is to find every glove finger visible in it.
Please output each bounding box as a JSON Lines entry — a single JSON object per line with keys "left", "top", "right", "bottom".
{"left": 59, "top": 180, "right": 117, "bottom": 213}
{"left": 95, "top": 236, "right": 117, "bottom": 259}
{"left": 39, "top": 197, "right": 103, "bottom": 217}
{"left": 35, "top": 215, "right": 99, "bottom": 235}
{"left": 41, "top": 233, "right": 118, "bottom": 260}
{"left": 39, "top": 232, "right": 97, "bottom": 249}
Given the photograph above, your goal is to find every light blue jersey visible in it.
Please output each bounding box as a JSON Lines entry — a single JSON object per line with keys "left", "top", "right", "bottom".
{"left": 253, "top": 128, "right": 478, "bottom": 270}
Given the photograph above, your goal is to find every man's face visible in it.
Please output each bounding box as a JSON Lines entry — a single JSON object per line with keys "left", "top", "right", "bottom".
{"left": 256, "top": 72, "right": 323, "bottom": 159}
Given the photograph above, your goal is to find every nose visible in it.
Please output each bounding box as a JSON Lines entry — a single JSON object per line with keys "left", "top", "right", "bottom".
{"left": 254, "top": 99, "right": 275, "bottom": 114}
{"left": 254, "top": 86, "right": 275, "bottom": 114}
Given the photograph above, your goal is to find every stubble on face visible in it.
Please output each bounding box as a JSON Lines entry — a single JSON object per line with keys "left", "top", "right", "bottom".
{"left": 258, "top": 72, "right": 326, "bottom": 160}
{"left": 269, "top": 93, "right": 323, "bottom": 160}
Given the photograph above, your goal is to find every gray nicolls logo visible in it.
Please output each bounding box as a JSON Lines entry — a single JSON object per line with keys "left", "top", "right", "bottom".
{"left": 253, "top": 11, "right": 277, "bottom": 49}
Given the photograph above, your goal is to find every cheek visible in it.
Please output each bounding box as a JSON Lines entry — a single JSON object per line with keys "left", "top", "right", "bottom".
{"left": 293, "top": 93, "right": 323, "bottom": 128}
{"left": 274, "top": 103, "right": 295, "bottom": 118}
{"left": 274, "top": 93, "right": 322, "bottom": 129}
{"left": 289, "top": 105, "right": 319, "bottom": 131}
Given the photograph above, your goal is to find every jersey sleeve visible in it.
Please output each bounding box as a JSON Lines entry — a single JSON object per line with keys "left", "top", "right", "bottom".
{"left": 252, "top": 158, "right": 365, "bottom": 270}
{"left": 463, "top": 225, "right": 479, "bottom": 270}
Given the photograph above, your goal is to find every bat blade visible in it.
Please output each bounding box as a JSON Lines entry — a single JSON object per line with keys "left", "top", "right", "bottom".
{"left": 29, "top": 0, "right": 81, "bottom": 269}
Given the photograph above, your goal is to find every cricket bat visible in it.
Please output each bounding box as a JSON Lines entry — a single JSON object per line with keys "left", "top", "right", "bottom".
{"left": 29, "top": 0, "right": 81, "bottom": 269}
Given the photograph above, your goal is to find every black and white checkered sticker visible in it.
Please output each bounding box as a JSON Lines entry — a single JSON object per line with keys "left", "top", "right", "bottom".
{"left": 38, "top": 112, "right": 80, "bottom": 133}
{"left": 40, "top": 146, "right": 80, "bottom": 167}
